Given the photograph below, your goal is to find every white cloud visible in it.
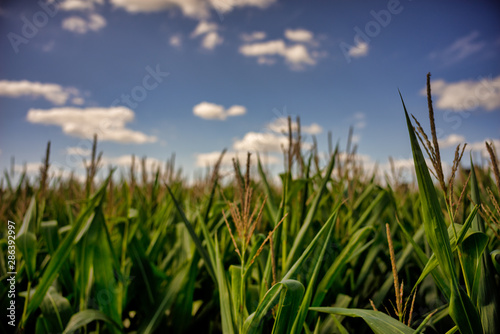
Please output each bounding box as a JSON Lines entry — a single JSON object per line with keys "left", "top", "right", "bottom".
{"left": 241, "top": 31, "right": 266, "bottom": 42}
{"left": 209, "top": 0, "right": 276, "bottom": 13}
{"left": 430, "top": 31, "right": 486, "bottom": 64}
{"left": 66, "top": 146, "right": 91, "bottom": 156}
{"left": 469, "top": 139, "right": 500, "bottom": 158}
{"left": 195, "top": 150, "right": 279, "bottom": 167}
{"left": 239, "top": 39, "right": 315, "bottom": 69}
{"left": 202, "top": 31, "right": 223, "bottom": 50}
{"left": 169, "top": 34, "right": 182, "bottom": 47}
{"left": 100, "top": 155, "right": 163, "bottom": 170}
{"left": 0, "top": 80, "right": 83, "bottom": 105}
{"left": 227, "top": 105, "right": 246, "bottom": 116}
{"left": 193, "top": 102, "right": 246, "bottom": 120}
{"left": 233, "top": 132, "right": 288, "bottom": 152}
{"left": 267, "top": 117, "right": 322, "bottom": 135}
{"left": 438, "top": 134, "right": 466, "bottom": 148}
{"left": 191, "top": 21, "right": 218, "bottom": 37}
{"left": 348, "top": 41, "right": 369, "bottom": 58}
{"left": 110, "top": 0, "right": 276, "bottom": 19}
{"left": 190, "top": 21, "right": 223, "bottom": 50}
{"left": 26, "top": 106, "right": 157, "bottom": 144}
{"left": 422, "top": 75, "right": 500, "bottom": 111}
{"left": 62, "top": 13, "right": 106, "bottom": 34}
{"left": 59, "top": 0, "right": 103, "bottom": 11}
{"left": 13, "top": 161, "right": 87, "bottom": 183}
{"left": 284, "top": 28, "right": 314, "bottom": 43}
{"left": 110, "top": 0, "right": 209, "bottom": 18}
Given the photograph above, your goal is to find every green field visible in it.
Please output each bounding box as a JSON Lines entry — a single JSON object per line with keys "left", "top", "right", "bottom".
{"left": 1, "top": 87, "right": 499, "bottom": 333}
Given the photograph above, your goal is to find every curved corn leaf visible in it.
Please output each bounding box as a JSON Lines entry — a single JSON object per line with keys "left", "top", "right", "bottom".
{"left": 310, "top": 307, "right": 414, "bottom": 334}
{"left": 491, "top": 250, "right": 500, "bottom": 274}
{"left": 62, "top": 310, "right": 121, "bottom": 334}
{"left": 39, "top": 286, "right": 72, "bottom": 333}
{"left": 460, "top": 231, "right": 488, "bottom": 301}
{"left": 244, "top": 279, "right": 304, "bottom": 334}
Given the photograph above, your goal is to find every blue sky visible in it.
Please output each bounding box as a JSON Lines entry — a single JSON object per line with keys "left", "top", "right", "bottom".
{"left": 1, "top": 0, "right": 499, "bottom": 182}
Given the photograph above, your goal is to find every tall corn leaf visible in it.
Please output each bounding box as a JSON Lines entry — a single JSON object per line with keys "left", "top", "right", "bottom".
{"left": 17, "top": 197, "right": 37, "bottom": 281}
{"left": 166, "top": 184, "right": 216, "bottom": 281}
{"left": 283, "top": 203, "right": 342, "bottom": 281}
{"left": 402, "top": 95, "right": 482, "bottom": 334}
{"left": 290, "top": 210, "right": 336, "bottom": 334}
{"left": 92, "top": 206, "right": 122, "bottom": 329}
{"left": 310, "top": 307, "right": 414, "bottom": 334}
{"left": 215, "top": 237, "right": 235, "bottom": 334}
{"left": 405, "top": 209, "right": 479, "bottom": 300}
{"left": 244, "top": 279, "right": 304, "bottom": 334}
{"left": 311, "top": 226, "right": 373, "bottom": 308}
{"left": 470, "top": 158, "right": 500, "bottom": 333}
{"left": 285, "top": 146, "right": 337, "bottom": 271}
{"left": 24, "top": 177, "right": 110, "bottom": 321}
{"left": 140, "top": 262, "right": 189, "bottom": 334}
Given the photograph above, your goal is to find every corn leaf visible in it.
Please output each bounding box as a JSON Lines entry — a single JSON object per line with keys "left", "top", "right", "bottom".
{"left": 310, "top": 307, "right": 414, "bottom": 334}
{"left": 402, "top": 94, "right": 482, "bottom": 334}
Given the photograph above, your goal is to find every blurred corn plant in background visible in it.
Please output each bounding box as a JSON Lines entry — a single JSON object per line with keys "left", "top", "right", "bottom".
{"left": 1, "top": 74, "right": 499, "bottom": 333}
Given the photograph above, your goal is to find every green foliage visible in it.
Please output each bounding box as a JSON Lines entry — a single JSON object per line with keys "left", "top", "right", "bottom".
{"left": 0, "top": 91, "right": 499, "bottom": 334}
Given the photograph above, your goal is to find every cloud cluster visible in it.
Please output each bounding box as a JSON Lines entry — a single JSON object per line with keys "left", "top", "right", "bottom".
{"left": 59, "top": 0, "right": 104, "bottom": 12}
{"left": 193, "top": 102, "right": 246, "bottom": 120}
{"left": 470, "top": 139, "right": 500, "bottom": 158}
{"left": 233, "top": 132, "right": 288, "bottom": 152}
{"left": 422, "top": 75, "right": 500, "bottom": 111}
{"left": 62, "top": 13, "right": 107, "bottom": 34}
{"left": 438, "top": 134, "right": 465, "bottom": 148}
{"left": 190, "top": 21, "right": 223, "bottom": 50}
{"left": 109, "top": 0, "right": 276, "bottom": 19}
{"left": 239, "top": 38, "right": 317, "bottom": 70}
{"left": 195, "top": 116, "right": 322, "bottom": 167}
{"left": 284, "top": 28, "right": 314, "bottom": 43}
{"left": 0, "top": 80, "right": 83, "bottom": 105}
{"left": 347, "top": 41, "right": 369, "bottom": 58}
{"left": 59, "top": 0, "right": 107, "bottom": 34}
{"left": 435, "top": 134, "right": 499, "bottom": 159}
{"left": 27, "top": 106, "right": 157, "bottom": 144}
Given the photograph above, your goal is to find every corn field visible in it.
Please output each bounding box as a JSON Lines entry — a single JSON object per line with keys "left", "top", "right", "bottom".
{"left": 1, "top": 78, "right": 499, "bottom": 333}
